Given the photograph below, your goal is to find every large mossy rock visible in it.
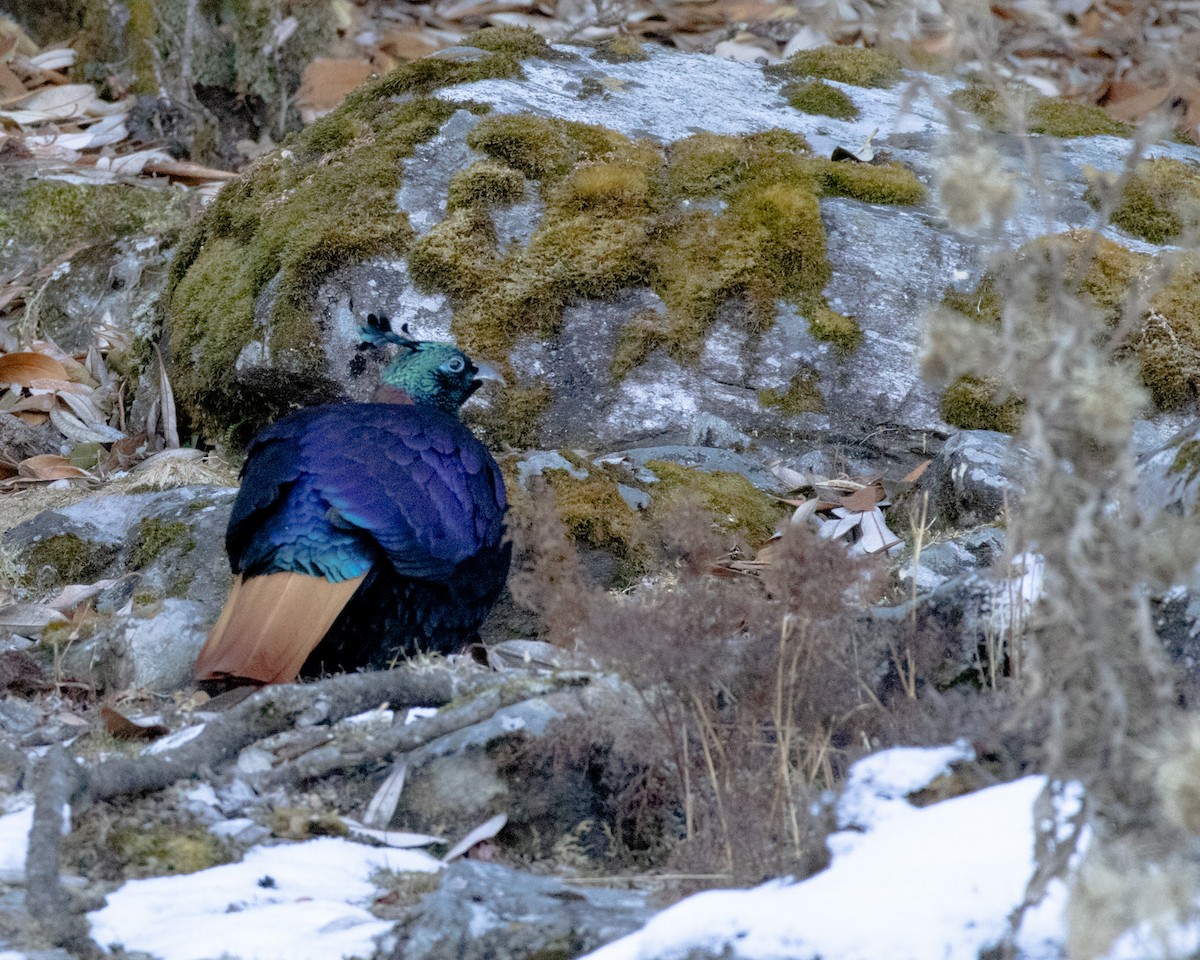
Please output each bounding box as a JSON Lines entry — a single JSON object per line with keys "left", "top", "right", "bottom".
{"left": 163, "top": 31, "right": 1200, "bottom": 467}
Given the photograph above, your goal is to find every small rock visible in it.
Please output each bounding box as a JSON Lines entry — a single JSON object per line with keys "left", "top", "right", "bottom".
{"left": 917, "top": 431, "right": 1031, "bottom": 529}
{"left": 392, "top": 860, "right": 651, "bottom": 960}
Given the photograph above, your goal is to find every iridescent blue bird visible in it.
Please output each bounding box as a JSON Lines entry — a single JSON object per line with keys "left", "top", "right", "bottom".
{"left": 195, "top": 317, "right": 510, "bottom": 685}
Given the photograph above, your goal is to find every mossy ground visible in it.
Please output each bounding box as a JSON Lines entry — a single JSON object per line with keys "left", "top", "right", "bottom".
{"left": 590, "top": 35, "right": 650, "bottom": 63}
{"left": 767, "top": 45, "right": 901, "bottom": 88}
{"left": 952, "top": 80, "right": 1131, "bottom": 139}
{"left": 20, "top": 533, "right": 119, "bottom": 589}
{"left": 645, "top": 460, "right": 787, "bottom": 544}
{"left": 940, "top": 229, "right": 1200, "bottom": 416}
{"left": 1084, "top": 157, "right": 1200, "bottom": 245}
{"left": 940, "top": 375, "right": 1025, "bottom": 433}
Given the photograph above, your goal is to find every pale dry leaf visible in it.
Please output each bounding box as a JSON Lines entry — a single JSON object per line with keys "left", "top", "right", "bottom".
{"left": 45, "top": 580, "right": 117, "bottom": 611}
{"left": 443, "top": 813, "right": 508, "bottom": 862}
{"left": 342, "top": 820, "right": 444, "bottom": 848}
{"left": 27, "top": 48, "right": 77, "bottom": 71}
{"left": 50, "top": 405, "right": 125, "bottom": 443}
{"left": 362, "top": 760, "right": 408, "bottom": 829}
{"left": 154, "top": 343, "right": 179, "bottom": 449}
{"left": 0, "top": 603, "right": 68, "bottom": 633}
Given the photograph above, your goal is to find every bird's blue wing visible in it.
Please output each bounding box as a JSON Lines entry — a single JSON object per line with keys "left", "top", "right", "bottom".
{"left": 303, "top": 406, "right": 507, "bottom": 581}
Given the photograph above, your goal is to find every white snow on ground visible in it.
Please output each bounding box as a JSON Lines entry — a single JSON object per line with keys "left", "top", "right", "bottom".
{"left": 88, "top": 837, "right": 441, "bottom": 960}
{"left": 584, "top": 745, "right": 1068, "bottom": 960}
{"left": 0, "top": 800, "right": 33, "bottom": 882}
{"left": 0, "top": 746, "right": 1097, "bottom": 960}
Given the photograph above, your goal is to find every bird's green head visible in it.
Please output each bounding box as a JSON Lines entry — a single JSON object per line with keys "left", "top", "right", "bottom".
{"left": 363, "top": 314, "right": 504, "bottom": 414}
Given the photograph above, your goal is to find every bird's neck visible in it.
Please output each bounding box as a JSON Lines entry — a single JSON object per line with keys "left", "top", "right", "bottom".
{"left": 374, "top": 384, "right": 416, "bottom": 405}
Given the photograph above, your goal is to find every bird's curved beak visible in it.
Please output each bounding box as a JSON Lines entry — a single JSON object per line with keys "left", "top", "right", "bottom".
{"left": 472, "top": 361, "right": 507, "bottom": 388}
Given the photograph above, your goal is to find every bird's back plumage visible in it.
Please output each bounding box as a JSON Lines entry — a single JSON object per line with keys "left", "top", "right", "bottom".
{"left": 195, "top": 402, "right": 510, "bottom": 684}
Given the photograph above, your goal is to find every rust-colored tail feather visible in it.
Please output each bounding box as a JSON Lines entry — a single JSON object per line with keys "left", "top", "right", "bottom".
{"left": 195, "top": 572, "right": 366, "bottom": 685}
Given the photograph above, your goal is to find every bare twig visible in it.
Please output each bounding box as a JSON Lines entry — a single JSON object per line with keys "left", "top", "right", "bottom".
{"left": 25, "top": 747, "right": 89, "bottom": 950}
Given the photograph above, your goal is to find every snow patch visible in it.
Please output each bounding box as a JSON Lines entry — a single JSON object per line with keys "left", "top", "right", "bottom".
{"left": 89, "top": 837, "right": 441, "bottom": 960}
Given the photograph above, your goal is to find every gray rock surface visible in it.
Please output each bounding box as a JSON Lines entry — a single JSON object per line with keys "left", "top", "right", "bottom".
{"left": 917, "top": 430, "right": 1031, "bottom": 528}
{"left": 392, "top": 860, "right": 652, "bottom": 960}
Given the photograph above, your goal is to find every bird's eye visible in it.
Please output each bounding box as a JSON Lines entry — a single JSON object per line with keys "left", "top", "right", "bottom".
{"left": 445, "top": 356, "right": 466, "bottom": 373}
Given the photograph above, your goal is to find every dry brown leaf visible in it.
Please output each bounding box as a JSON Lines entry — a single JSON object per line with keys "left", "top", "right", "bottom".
{"left": 296, "top": 58, "right": 376, "bottom": 122}
{"left": 902, "top": 460, "right": 932, "bottom": 483}
{"left": 11, "top": 411, "right": 47, "bottom": 426}
{"left": 838, "top": 482, "right": 885, "bottom": 512}
{"left": 17, "top": 453, "right": 89, "bottom": 480}
{"left": 0, "top": 60, "right": 26, "bottom": 99}
{"left": 101, "top": 706, "right": 169, "bottom": 741}
{"left": 0, "top": 351, "right": 69, "bottom": 385}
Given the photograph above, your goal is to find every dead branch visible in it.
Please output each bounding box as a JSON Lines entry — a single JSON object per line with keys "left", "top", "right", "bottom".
{"left": 260, "top": 686, "right": 506, "bottom": 787}
{"left": 85, "top": 666, "right": 493, "bottom": 802}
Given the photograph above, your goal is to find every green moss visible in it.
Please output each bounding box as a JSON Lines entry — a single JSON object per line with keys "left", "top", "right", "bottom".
{"left": 1171, "top": 440, "right": 1200, "bottom": 485}
{"left": 954, "top": 77, "right": 1008, "bottom": 124}
{"left": 939, "top": 230, "right": 1200, "bottom": 413}
{"left": 543, "top": 461, "right": 643, "bottom": 557}
{"left": 785, "top": 80, "right": 859, "bottom": 120}
{"left": 1142, "top": 255, "right": 1200, "bottom": 408}
{"left": 645, "top": 460, "right": 787, "bottom": 544}
{"left": 1084, "top": 157, "right": 1200, "bottom": 245}
{"left": 467, "top": 113, "right": 631, "bottom": 185}
{"left": 165, "top": 94, "right": 472, "bottom": 442}
{"left": 953, "top": 79, "right": 1131, "bottom": 138}
{"left": 0, "top": 176, "right": 188, "bottom": 260}
{"left": 943, "top": 274, "right": 1003, "bottom": 325}
{"left": 465, "top": 25, "right": 554, "bottom": 58}
{"left": 759, "top": 368, "right": 823, "bottom": 415}
{"left": 652, "top": 183, "right": 830, "bottom": 361}
{"left": 804, "top": 301, "right": 862, "bottom": 356}
{"left": 128, "top": 518, "right": 196, "bottom": 570}
{"left": 447, "top": 161, "right": 528, "bottom": 210}
{"left": 345, "top": 51, "right": 522, "bottom": 107}
{"left": 423, "top": 122, "right": 863, "bottom": 368}
{"left": 769, "top": 45, "right": 901, "bottom": 88}
{"left": 465, "top": 382, "right": 553, "bottom": 448}
{"left": 807, "top": 159, "right": 925, "bottom": 205}
{"left": 110, "top": 826, "right": 231, "bottom": 877}
{"left": 667, "top": 130, "right": 811, "bottom": 199}
{"left": 166, "top": 573, "right": 194, "bottom": 598}
{"left": 1028, "top": 98, "right": 1130, "bottom": 138}
{"left": 578, "top": 77, "right": 606, "bottom": 100}
{"left": 941, "top": 375, "right": 1024, "bottom": 433}
{"left": 272, "top": 808, "right": 349, "bottom": 839}
{"left": 591, "top": 35, "right": 650, "bottom": 63}
{"left": 21, "top": 534, "right": 119, "bottom": 588}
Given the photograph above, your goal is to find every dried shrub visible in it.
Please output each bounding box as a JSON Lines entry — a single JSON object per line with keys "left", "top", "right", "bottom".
{"left": 574, "top": 519, "right": 889, "bottom": 884}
